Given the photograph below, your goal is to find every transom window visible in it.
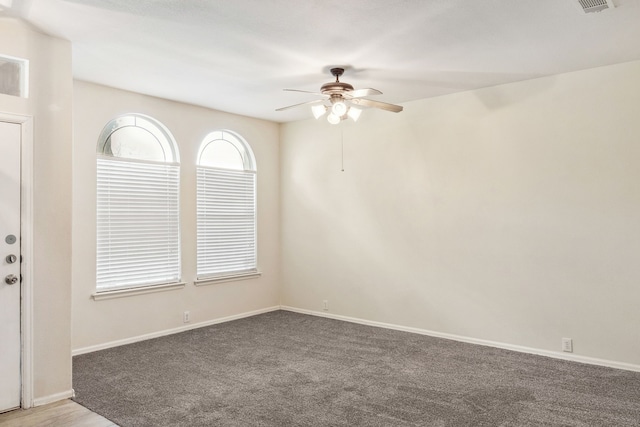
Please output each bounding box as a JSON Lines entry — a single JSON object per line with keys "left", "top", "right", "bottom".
{"left": 96, "top": 114, "right": 181, "bottom": 292}
{"left": 197, "top": 130, "right": 257, "bottom": 279}
{"left": 197, "top": 130, "right": 255, "bottom": 170}
{"left": 97, "top": 114, "right": 179, "bottom": 163}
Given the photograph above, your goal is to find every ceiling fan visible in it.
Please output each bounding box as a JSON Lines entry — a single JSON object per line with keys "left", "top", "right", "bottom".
{"left": 276, "top": 67, "right": 403, "bottom": 124}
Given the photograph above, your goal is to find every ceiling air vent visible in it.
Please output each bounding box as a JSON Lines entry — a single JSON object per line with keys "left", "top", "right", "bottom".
{"left": 577, "top": 0, "right": 615, "bottom": 13}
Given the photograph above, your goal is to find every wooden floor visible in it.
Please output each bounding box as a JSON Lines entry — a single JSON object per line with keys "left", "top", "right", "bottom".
{"left": 0, "top": 400, "right": 117, "bottom": 427}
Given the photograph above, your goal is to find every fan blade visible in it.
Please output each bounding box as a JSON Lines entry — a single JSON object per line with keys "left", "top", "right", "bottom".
{"left": 283, "top": 89, "right": 326, "bottom": 97}
{"left": 351, "top": 98, "right": 403, "bottom": 113}
{"left": 276, "top": 99, "right": 324, "bottom": 112}
{"left": 346, "top": 88, "right": 382, "bottom": 98}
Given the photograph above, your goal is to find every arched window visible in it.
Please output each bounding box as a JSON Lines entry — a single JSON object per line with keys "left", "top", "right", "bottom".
{"left": 96, "top": 114, "right": 181, "bottom": 292}
{"left": 196, "top": 130, "right": 257, "bottom": 280}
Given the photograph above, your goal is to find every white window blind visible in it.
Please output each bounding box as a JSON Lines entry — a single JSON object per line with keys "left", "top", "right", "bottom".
{"left": 197, "top": 166, "right": 256, "bottom": 278}
{"left": 97, "top": 157, "right": 181, "bottom": 291}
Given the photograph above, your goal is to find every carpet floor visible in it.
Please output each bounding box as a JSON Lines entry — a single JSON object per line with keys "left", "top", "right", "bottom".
{"left": 73, "top": 310, "right": 640, "bottom": 426}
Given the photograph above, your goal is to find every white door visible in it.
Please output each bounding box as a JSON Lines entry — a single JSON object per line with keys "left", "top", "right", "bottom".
{"left": 0, "top": 121, "right": 21, "bottom": 412}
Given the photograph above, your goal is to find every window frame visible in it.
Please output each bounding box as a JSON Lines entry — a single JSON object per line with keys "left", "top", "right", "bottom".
{"left": 95, "top": 113, "right": 183, "bottom": 296}
{"left": 195, "top": 130, "right": 260, "bottom": 285}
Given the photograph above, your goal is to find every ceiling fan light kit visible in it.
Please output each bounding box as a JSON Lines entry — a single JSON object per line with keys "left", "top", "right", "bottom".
{"left": 331, "top": 100, "right": 348, "bottom": 116}
{"left": 327, "top": 113, "right": 341, "bottom": 124}
{"left": 347, "top": 107, "right": 362, "bottom": 122}
{"left": 310, "top": 104, "right": 326, "bottom": 119}
{"left": 277, "top": 67, "right": 403, "bottom": 124}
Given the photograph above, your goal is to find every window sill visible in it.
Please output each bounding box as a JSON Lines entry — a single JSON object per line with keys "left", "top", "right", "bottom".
{"left": 194, "top": 271, "right": 261, "bottom": 286}
{"left": 92, "top": 281, "right": 186, "bottom": 301}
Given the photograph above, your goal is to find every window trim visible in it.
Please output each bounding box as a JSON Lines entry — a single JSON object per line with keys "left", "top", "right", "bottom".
{"left": 193, "top": 271, "right": 261, "bottom": 287}
{"left": 92, "top": 281, "right": 187, "bottom": 301}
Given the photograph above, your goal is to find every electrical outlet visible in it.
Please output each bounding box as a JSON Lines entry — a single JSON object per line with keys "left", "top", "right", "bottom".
{"left": 322, "top": 300, "right": 329, "bottom": 311}
{"left": 562, "top": 337, "right": 573, "bottom": 353}
{"left": 183, "top": 311, "right": 190, "bottom": 323}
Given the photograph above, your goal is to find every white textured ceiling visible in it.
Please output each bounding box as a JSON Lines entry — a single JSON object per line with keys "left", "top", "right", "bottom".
{"left": 3, "top": 0, "right": 640, "bottom": 122}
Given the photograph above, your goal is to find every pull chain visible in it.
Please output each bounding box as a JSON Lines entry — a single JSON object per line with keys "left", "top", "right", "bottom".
{"left": 341, "top": 125, "right": 345, "bottom": 172}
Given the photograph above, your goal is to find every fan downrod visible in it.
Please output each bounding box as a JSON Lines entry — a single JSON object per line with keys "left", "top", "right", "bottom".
{"left": 330, "top": 67, "right": 345, "bottom": 82}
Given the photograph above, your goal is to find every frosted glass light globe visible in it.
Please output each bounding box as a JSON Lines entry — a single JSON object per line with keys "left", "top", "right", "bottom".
{"left": 327, "top": 113, "right": 341, "bottom": 125}
{"left": 331, "top": 101, "right": 347, "bottom": 116}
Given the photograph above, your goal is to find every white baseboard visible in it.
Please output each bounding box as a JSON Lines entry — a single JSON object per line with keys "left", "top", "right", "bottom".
{"left": 72, "top": 306, "right": 280, "bottom": 356}
{"left": 71, "top": 304, "right": 640, "bottom": 373}
{"left": 280, "top": 305, "right": 640, "bottom": 373}
{"left": 32, "top": 389, "right": 74, "bottom": 407}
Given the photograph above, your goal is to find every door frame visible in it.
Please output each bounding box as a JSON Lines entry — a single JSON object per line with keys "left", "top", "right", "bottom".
{"left": 0, "top": 111, "right": 34, "bottom": 409}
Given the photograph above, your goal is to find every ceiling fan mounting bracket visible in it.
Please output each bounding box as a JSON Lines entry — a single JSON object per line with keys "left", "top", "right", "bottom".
{"left": 330, "top": 67, "right": 345, "bottom": 80}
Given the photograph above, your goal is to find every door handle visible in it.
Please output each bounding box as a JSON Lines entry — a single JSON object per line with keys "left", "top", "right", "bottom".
{"left": 4, "top": 274, "right": 18, "bottom": 285}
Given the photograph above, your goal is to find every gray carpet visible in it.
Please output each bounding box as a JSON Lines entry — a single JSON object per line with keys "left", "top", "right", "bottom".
{"left": 73, "top": 310, "right": 640, "bottom": 426}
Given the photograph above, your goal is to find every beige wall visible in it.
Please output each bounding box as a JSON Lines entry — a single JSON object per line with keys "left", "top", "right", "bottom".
{"left": 280, "top": 60, "right": 640, "bottom": 366}
{"left": 72, "top": 81, "right": 280, "bottom": 350}
{"left": 0, "top": 18, "right": 73, "bottom": 401}
{"left": 3, "top": 15, "right": 640, "bottom": 407}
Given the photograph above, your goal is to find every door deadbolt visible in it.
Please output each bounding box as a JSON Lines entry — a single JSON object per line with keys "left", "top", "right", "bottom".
{"left": 4, "top": 274, "right": 18, "bottom": 285}
{"left": 5, "top": 254, "right": 17, "bottom": 264}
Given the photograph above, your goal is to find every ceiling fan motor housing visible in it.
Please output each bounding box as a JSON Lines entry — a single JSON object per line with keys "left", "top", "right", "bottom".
{"left": 321, "top": 81, "right": 354, "bottom": 96}
{"left": 322, "top": 67, "right": 353, "bottom": 99}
